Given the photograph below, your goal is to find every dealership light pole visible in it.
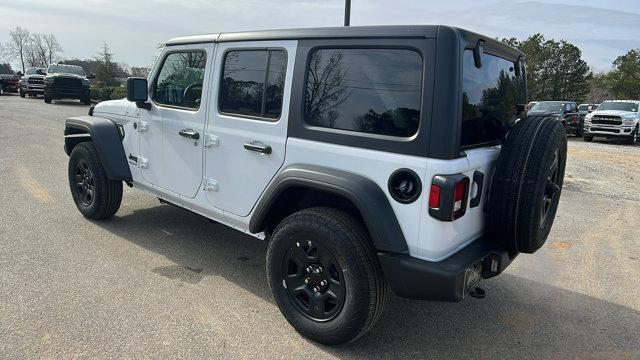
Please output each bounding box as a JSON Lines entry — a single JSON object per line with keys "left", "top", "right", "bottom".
{"left": 344, "top": 0, "right": 351, "bottom": 26}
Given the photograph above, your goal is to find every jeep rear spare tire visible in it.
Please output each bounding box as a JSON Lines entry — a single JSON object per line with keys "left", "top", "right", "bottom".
{"left": 488, "top": 117, "right": 567, "bottom": 254}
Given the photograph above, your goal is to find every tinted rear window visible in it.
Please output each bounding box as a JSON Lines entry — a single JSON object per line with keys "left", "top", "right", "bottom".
{"left": 219, "top": 50, "right": 287, "bottom": 119}
{"left": 462, "top": 50, "right": 526, "bottom": 148}
{"left": 304, "top": 48, "right": 423, "bottom": 137}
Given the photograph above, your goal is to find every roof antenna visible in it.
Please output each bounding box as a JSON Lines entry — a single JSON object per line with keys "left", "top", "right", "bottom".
{"left": 344, "top": 0, "right": 351, "bottom": 26}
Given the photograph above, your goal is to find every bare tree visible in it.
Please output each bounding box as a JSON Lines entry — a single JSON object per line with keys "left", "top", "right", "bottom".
{"left": 43, "top": 34, "right": 62, "bottom": 65}
{"left": 7, "top": 26, "right": 30, "bottom": 73}
{"left": 26, "top": 33, "right": 48, "bottom": 68}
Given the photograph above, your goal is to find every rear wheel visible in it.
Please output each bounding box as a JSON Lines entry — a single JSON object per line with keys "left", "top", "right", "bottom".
{"left": 68, "top": 142, "right": 122, "bottom": 219}
{"left": 266, "top": 207, "right": 386, "bottom": 345}
{"left": 488, "top": 117, "right": 567, "bottom": 254}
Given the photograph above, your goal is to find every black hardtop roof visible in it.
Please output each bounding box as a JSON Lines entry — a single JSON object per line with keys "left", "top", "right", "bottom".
{"left": 165, "top": 25, "right": 524, "bottom": 58}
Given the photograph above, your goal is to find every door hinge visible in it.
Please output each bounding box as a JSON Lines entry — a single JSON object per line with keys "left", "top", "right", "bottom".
{"left": 138, "top": 157, "right": 149, "bottom": 169}
{"left": 137, "top": 121, "right": 148, "bottom": 132}
{"left": 203, "top": 177, "right": 218, "bottom": 191}
{"left": 204, "top": 134, "right": 219, "bottom": 148}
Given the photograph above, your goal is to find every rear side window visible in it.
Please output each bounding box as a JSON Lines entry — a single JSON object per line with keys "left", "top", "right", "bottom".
{"left": 462, "top": 50, "right": 526, "bottom": 148}
{"left": 304, "top": 48, "right": 422, "bottom": 137}
{"left": 219, "top": 50, "right": 287, "bottom": 119}
{"left": 153, "top": 51, "right": 207, "bottom": 110}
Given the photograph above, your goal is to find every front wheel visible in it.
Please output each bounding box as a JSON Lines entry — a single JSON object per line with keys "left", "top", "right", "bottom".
{"left": 266, "top": 207, "right": 387, "bottom": 345}
{"left": 19, "top": 89, "right": 26, "bottom": 98}
{"left": 82, "top": 96, "right": 91, "bottom": 105}
{"left": 44, "top": 96, "right": 52, "bottom": 104}
{"left": 68, "top": 142, "right": 123, "bottom": 219}
{"left": 626, "top": 127, "right": 638, "bottom": 145}
{"left": 583, "top": 135, "right": 593, "bottom": 142}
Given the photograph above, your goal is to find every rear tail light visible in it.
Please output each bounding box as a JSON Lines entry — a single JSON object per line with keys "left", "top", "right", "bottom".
{"left": 428, "top": 184, "right": 440, "bottom": 209}
{"left": 453, "top": 177, "right": 470, "bottom": 219}
{"left": 429, "top": 174, "right": 470, "bottom": 221}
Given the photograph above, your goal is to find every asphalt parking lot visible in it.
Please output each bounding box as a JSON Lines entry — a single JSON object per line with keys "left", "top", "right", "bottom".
{"left": 1, "top": 94, "right": 639, "bottom": 359}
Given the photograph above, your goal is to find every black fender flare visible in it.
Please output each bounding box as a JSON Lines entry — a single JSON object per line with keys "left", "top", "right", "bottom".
{"left": 249, "top": 164, "right": 409, "bottom": 254}
{"left": 64, "top": 116, "right": 132, "bottom": 182}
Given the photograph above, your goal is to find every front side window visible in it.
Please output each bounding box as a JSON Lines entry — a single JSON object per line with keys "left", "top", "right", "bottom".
{"left": 153, "top": 51, "right": 206, "bottom": 110}
{"left": 304, "top": 48, "right": 423, "bottom": 137}
{"left": 462, "top": 50, "right": 526, "bottom": 147}
{"left": 219, "top": 50, "right": 287, "bottom": 119}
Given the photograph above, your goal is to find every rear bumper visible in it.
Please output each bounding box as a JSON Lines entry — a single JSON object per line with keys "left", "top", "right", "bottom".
{"left": 378, "top": 238, "right": 514, "bottom": 302}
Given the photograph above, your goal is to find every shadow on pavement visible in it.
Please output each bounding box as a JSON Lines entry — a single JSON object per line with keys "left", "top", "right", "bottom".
{"left": 94, "top": 204, "right": 640, "bottom": 359}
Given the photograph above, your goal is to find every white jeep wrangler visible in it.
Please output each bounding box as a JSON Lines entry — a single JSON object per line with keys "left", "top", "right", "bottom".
{"left": 64, "top": 26, "right": 567, "bottom": 345}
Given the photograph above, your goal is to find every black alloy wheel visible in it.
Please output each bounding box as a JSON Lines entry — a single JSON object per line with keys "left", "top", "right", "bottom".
{"left": 540, "top": 148, "right": 561, "bottom": 229}
{"left": 282, "top": 239, "right": 346, "bottom": 321}
{"left": 75, "top": 159, "right": 95, "bottom": 206}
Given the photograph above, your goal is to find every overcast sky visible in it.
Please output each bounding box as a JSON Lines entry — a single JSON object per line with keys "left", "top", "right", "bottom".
{"left": 2, "top": 0, "right": 639, "bottom": 71}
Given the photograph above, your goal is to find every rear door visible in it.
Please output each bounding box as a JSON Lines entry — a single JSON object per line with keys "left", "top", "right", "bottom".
{"left": 203, "top": 41, "right": 296, "bottom": 216}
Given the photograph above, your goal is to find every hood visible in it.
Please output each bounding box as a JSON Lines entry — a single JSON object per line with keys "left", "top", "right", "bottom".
{"left": 93, "top": 99, "right": 130, "bottom": 116}
{"left": 590, "top": 109, "right": 636, "bottom": 117}
{"left": 46, "top": 73, "right": 87, "bottom": 80}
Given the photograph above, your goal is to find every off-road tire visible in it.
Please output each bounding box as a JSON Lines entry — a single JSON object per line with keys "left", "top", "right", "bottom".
{"left": 44, "top": 96, "right": 52, "bottom": 104}
{"left": 266, "top": 207, "right": 387, "bottom": 345}
{"left": 626, "top": 126, "right": 638, "bottom": 145}
{"left": 488, "top": 117, "right": 567, "bottom": 254}
{"left": 68, "top": 142, "right": 122, "bottom": 219}
{"left": 583, "top": 135, "right": 593, "bottom": 142}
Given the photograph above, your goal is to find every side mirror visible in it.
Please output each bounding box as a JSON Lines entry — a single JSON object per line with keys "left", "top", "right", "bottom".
{"left": 127, "top": 77, "right": 150, "bottom": 110}
{"left": 17, "top": 71, "right": 23, "bottom": 76}
{"left": 87, "top": 73, "right": 96, "bottom": 79}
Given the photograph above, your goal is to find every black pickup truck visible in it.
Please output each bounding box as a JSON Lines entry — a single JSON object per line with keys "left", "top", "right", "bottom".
{"left": 526, "top": 101, "right": 581, "bottom": 136}
{"left": 43, "top": 64, "right": 94, "bottom": 105}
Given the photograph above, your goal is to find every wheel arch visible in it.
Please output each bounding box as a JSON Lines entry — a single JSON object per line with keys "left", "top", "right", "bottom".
{"left": 64, "top": 116, "right": 132, "bottom": 182}
{"left": 249, "top": 165, "right": 409, "bottom": 254}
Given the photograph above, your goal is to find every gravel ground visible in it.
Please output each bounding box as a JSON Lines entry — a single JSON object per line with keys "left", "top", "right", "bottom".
{"left": 0, "top": 95, "right": 638, "bottom": 359}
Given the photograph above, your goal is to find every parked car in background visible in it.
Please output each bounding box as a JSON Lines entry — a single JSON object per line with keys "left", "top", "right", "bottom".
{"left": 527, "top": 101, "right": 581, "bottom": 136}
{"left": 0, "top": 73, "right": 20, "bottom": 95}
{"left": 583, "top": 100, "right": 640, "bottom": 145}
{"left": 18, "top": 67, "right": 46, "bottom": 98}
{"left": 43, "top": 64, "right": 94, "bottom": 105}
{"left": 525, "top": 101, "right": 539, "bottom": 111}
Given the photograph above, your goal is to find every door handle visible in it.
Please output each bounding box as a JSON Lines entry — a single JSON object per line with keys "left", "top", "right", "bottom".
{"left": 179, "top": 129, "right": 200, "bottom": 140}
{"left": 244, "top": 141, "right": 272, "bottom": 154}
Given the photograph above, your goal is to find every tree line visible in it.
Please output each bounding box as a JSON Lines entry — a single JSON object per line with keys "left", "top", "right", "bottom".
{"left": 503, "top": 34, "right": 639, "bottom": 103}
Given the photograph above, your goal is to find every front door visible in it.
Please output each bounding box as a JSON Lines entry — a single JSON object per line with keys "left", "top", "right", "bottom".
{"left": 203, "top": 41, "right": 296, "bottom": 216}
{"left": 147, "top": 45, "right": 214, "bottom": 198}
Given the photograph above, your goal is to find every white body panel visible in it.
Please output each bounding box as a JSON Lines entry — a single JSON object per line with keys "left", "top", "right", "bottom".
{"left": 92, "top": 39, "right": 498, "bottom": 263}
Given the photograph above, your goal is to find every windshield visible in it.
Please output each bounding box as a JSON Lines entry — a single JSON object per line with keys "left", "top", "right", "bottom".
{"left": 530, "top": 102, "right": 565, "bottom": 111}
{"left": 578, "top": 105, "right": 589, "bottom": 112}
{"left": 597, "top": 102, "right": 638, "bottom": 112}
{"left": 47, "top": 65, "right": 86, "bottom": 76}
{"left": 25, "top": 68, "right": 39, "bottom": 75}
